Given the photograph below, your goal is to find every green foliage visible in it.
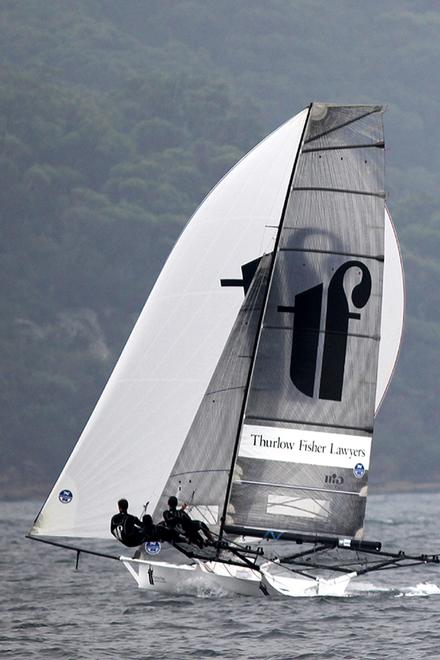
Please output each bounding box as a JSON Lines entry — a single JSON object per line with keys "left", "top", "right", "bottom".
{"left": 0, "top": 6, "right": 263, "bottom": 496}
{"left": 1, "top": 0, "right": 439, "bottom": 494}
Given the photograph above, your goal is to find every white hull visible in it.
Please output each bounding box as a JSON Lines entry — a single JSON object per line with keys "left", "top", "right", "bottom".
{"left": 121, "top": 556, "right": 354, "bottom": 597}
{"left": 120, "top": 557, "right": 262, "bottom": 596}
{"left": 260, "top": 563, "right": 356, "bottom": 597}
{"left": 121, "top": 557, "right": 200, "bottom": 594}
{"left": 198, "top": 561, "right": 261, "bottom": 596}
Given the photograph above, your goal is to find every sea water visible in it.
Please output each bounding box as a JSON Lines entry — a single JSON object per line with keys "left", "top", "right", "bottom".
{"left": 2, "top": 493, "right": 440, "bottom": 659}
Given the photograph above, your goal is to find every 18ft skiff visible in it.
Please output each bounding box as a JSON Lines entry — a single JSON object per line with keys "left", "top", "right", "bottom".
{"left": 29, "top": 103, "right": 439, "bottom": 597}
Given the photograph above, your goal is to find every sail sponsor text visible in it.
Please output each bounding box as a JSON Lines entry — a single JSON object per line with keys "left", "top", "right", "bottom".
{"left": 238, "top": 424, "right": 371, "bottom": 470}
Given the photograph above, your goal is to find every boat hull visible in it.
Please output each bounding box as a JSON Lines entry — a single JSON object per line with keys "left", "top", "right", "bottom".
{"left": 260, "top": 563, "right": 356, "bottom": 597}
{"left": 199, "top": 561, "right": 261, "bottom": 596}
{"left": 121, "top": 557, "right": 262, "bottom": 596}
{"left": 121, "top": 556, "right": 355, "bottom": 597}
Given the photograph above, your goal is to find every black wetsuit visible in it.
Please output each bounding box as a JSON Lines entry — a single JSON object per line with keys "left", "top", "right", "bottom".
{"left": 110, "top": 512, "right": 147, "bottom": 547}
{"left": 111, "top": 512, "right": 179, "bottom": 547}
{"left": 142, "top": 514, "right": 180, "bottom": 543}
{"left": 163, "top": 508, "right": 212, "bottom": 547}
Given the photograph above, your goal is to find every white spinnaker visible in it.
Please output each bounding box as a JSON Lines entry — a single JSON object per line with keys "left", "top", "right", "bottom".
{"left": 31, "top": 110, "right": 308, "bottom": 538}
{"left": 375, "top": 206, "right": 405, "bottom": 412}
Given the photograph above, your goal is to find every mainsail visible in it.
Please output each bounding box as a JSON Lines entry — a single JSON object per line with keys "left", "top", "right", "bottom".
{"left": 227, "top": 104, "right": 386, "bottom": 539}
{"left": 31, "top": 103, "right": 402, "bottom": 545}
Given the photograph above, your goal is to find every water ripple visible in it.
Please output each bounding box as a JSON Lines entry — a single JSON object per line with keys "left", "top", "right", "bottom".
{"left": 3, "top": 497, "right": 440, "bottom": 659}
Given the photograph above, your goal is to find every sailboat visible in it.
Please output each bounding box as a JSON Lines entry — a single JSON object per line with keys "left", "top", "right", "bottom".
{"left": 28, "top": 103, "right": 439, "bottom": 597}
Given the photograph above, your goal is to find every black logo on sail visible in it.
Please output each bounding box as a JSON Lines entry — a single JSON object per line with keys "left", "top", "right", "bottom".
{"left": 280, "top": 261, "right": 372, "bottom": 401}
{"left": 324, "top": 473, "right": 344, "bottom": 485}
{"left": 220, "top": 257, "right": 262, "bottom": 295}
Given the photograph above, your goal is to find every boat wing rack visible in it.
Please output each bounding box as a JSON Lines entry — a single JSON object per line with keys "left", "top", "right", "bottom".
{"left": 27, "top": 532, "right": 440, "bottom": 578}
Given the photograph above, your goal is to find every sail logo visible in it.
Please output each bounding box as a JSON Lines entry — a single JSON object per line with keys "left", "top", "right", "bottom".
{"left": 263, "top": 529, "right": 285, "bottom": 541}
{"left": 239, "top": 424, "right": 372, "bottom": 470}
{"left": 353, "top": 463, "right": 366, "bottom": 479}
{"left": 58, "top": 489, "right": 73, "bottom": 503}
{"left": 220, "top": 257, "right": 262, "bottom": 294}
{"left": 324, "top": 473, "right": 344, "bottom": 485}
{"left": 145, "top": 541, "right": 161, "bottom": 555}
{"left": 280, "top": 260, "right": 372, "bottom": 401}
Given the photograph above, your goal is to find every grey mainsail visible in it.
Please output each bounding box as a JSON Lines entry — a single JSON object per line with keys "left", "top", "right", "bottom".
{"left": 227, "top": 104, "right": 385, "bottom": 539}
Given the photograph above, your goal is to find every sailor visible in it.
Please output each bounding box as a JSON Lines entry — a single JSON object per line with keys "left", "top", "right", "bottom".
{"left": 110, "top": 498, "right": 147, "bottom": 547}
{"left": 142, "top": 513, "right": 182, "bottom": 543}
{"left": 110, "top": 499, "right": 179, "bottom": 547}
{"left": 163, "top": 496, "right": 214, "bottom": 547}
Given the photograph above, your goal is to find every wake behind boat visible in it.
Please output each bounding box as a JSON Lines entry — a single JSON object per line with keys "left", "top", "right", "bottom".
{"left": 28, "top": 103, "right": 439, "bottom": 597}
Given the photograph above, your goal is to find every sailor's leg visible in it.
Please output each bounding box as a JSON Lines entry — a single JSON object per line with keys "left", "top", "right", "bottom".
{"left": 199, "top": 521, "right": 214, "bottom": 542}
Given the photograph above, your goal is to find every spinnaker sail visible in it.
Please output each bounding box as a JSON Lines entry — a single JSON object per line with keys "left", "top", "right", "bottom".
{"left": 31, "top": 110, "right": 309, "bottom": 538}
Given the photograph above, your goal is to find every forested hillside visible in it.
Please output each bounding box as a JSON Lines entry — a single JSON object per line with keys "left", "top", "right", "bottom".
{"left": 1, "top": 0, "right": 439, "bottom": 496}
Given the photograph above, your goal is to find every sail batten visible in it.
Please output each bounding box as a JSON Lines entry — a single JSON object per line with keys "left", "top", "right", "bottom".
{"left": 279, "top": 247, "right": 384, "bottom": 260}
{"left": 262, "top": 327, "right": 379, "bottom": 340}
{"left": 303, "top": 141, "right": 384, "bottom": 152}
{"left": 239, "top": 480, "right": 361, "bottom": 496}
{"left": 291, "top": 187, "right": 385, "bottom": 198}
{"left": 244, "top": 416, "right": 373, "bottom": 433}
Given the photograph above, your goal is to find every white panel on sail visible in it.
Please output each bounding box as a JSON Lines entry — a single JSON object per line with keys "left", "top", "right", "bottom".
{"left": 31, "top": 110, "right": 309, "bottom": 538}
{"left": 375, "top": 207, "right": 405, "bottom": 412}
{"left": 238, "top": 424, "right": 372, "bottom": 470}
{"left": 267, "top": 496, "right": 327, "bottom": 519}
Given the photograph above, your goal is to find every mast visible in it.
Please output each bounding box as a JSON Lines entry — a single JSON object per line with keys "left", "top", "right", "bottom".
{"left": 217, "top": 104, "right": 313, "bottom": 542}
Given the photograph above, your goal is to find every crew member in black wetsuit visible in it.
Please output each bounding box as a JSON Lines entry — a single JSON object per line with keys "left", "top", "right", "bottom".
{"left": 110, "top": 499, "right": 179, "bottom": 547}
{"left": 163, "top": 496, "right": 214, "bottom": 547}
{"left": 110, "top": 499, "right": 147, "bottom": 547}
{"left": 142, "top": 513, "right": 181, "bottom": 543}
